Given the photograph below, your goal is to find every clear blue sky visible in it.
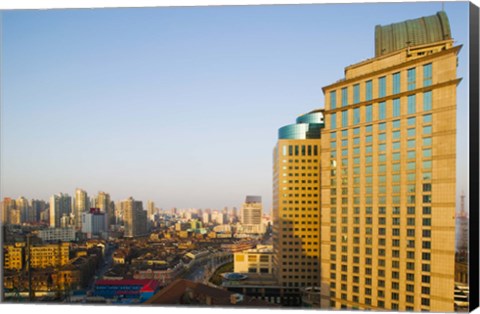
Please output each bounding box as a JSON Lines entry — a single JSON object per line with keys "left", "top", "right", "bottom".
{"left": 0, "top": 1, "right": 471, "bottom": 212}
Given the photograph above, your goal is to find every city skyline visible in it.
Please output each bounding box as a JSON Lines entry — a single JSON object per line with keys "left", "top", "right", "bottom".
{"left": 1, "top": 1, "right": 470, "bottom": 212}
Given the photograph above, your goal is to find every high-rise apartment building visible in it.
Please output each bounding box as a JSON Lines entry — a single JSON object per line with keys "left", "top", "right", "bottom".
{"left": 82, "top": 208, "right": 107, "bottom": 239}
{"left": 122, "top": 197, "right": 147, "bottom": 238}
{"left": 74, "top": 188, "right": 89, "bottom": 230}
{"left": 319, "top": 12, "right": 459, "bottom": 312}
{"left": 272, "top": 110, "right": 324, "bottom": 305}
{"left": 96, "top": 191, "right": 115, "bottom": 231}
{"left": 240, "top": 196, "right": 263, "bottom": 225}
{"left": 3, "top": 197, "right": 20, "bottom": 225}
{"left": 49, "top": 193, "right": 72, "bottom": 228}
{"left": 240, "top": 196, "right": 265, "bottom": 234}
{"left": 31, "top": 199, "right": 47, "bottom": 222}
{"left": 16, "top": 196, "right": 34, "bottom": 224}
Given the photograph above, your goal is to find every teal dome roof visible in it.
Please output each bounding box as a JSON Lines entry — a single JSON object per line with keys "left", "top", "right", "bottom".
{"left": 375, "top": 11, "right": 452, "bottom": 57}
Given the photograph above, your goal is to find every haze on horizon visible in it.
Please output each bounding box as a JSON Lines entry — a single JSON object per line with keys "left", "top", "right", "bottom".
{"left": 0, "top": 1, "right": 471, "bottom": 212}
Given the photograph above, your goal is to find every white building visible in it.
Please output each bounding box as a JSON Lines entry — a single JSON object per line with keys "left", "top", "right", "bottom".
{"left": 38, "top": 227, "right": 76, "bottom": 242}
{"left": 82, "top": 208, "right": 106, "bottom": 239}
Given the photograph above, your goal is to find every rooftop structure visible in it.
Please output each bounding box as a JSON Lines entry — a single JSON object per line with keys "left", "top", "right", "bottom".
{"left": 375, "top": 11, "right": 452, "bottom": 57}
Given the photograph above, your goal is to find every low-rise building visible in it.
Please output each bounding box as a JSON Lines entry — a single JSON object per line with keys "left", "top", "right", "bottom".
{"left": 234, "top": 245, "right": 274, "bottom": 274}
{"left": 38, "top": 227, "right": 76, "bottom": 242}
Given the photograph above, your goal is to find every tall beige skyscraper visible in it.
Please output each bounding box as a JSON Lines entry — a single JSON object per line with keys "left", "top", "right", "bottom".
{"left": 96, "top": 191, "right": 115, "bottom": 230}
{"left": 49, "top": 193, "right": 72, "bottom": 228}
{"left": 272, "top": 110, "right": 324, "bottom": 305}
{"left": 240, "top": 196, "right": 262, "bottom": 225}
{"left": 319, "top": 11, "right": 459, "bottom": 312}
{"left": 74, "top": 188, "right": 88, "bottom": 230}
{"left": 15, "top": 196, "right": 32, "bottom": 224}
{"left": 122, "top": 197, "right": 147, "bottom": 238}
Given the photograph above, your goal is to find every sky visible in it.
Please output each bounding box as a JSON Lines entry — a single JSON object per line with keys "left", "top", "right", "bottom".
{"left": 0, "top": 0, "right": 472, "bottom": 213}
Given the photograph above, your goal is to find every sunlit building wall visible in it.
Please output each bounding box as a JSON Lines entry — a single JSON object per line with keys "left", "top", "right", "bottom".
{"left": 319, "top": 11, "right": 459, "bottom": 312}
{"left": 272, "top": 110, "right": 324, "bottom": 305}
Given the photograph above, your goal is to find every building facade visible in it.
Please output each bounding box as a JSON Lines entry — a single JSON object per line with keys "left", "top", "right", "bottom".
{"left": 74, "top": 188, "right": 89, "bottom": 230}
{"left": 319, "top": 11, "right": 459, "bottom": 312}
{"left": 50, "top": 193, "right": 72, "bottom": 228}
{"left": 81, "top": 208, "right": 107, "bottom": 239}
{"left": 234, "top": 245, "right": 275, "bottom": 274}
{"left": 29, "top": 242, "right": 70, "bottom": 268}
{"left": 272, "top": 110, "right": 324, "bottom": 305}
{"left": 38, "top": 227, "right": 76, "bottom": 242}
{"left": 122, "top": 197, "right": 147, "bottom": 238}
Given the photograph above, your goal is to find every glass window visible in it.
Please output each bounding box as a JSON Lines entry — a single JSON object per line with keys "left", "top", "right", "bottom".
{"left": 366, "top": 146, "right": 373, "bottom": 153}
{"left": 353, "top": 127, "right": 360, "bottom": 135}
{"left": 378, "top": 133, "right": 386, "bottom": 141}
{"left": 378, "top": 76, "right": 386, "bottom": 98}
{"left": 393, "top": 152, "right": 400, "bottom": 160}
{"left": 378, "top": 101, "right": 386, "bottom": 120}
{"left": 408, "top": 151, "right": 416, "bottom": 159}
{"left": 379, "top": 154, "right": 386, "bottom": 162}
{"left": 408, "top": 139, "right": 416, "bottom": 149}
{"left": 423, "top": 126, "right": 432, "bottom": 135}
{"left": 407, "top": 68, "right": 416, "bottom": 91}
{"left": 423, "top": 161, "right": 432, "bottom": 169}
{"left": 407, "top": 128, "right": 416, "bottom": 137}
{"left": 393, "top": 98, "right": 401, "bottom": 117}
{"left": 342, "top": 139, "right": 348, "bottom": 147}
{"left": 423, "top": 91, "right": 432, "bottom": 111}
{"left": 331, "top": 113, "right": 337, "bottom": 129}
{"left": 365, "top": 105, "right": 372, "bottom": 122}
{"left": 353, "top": 84, "right": 360, "bottom": 104}
{"left": 423, "top": 63, "right": 432, "bottom": 87}
{"left": 378, "top": 144, "right": 386, "bottom": 152}
{"left": 393, "top": 130, "right": 401, "bottom": 139}
{"left": 353, "top": 137, "right": 360, "bottom": 145}
{"left": 342, "top": 87, "right": 348, "bottom": 107}
{"left": 342, "top": 110, "right": 348, "bottom": 127}
{"left": 365, "top": 80, "right": 372, "bottom": 101}
{"left": 365, "top": 125, "right": 373, "bottom": 133}
{"left": 392, "top": 142, "right": 400, "bottom": 150}
{"left": 392, "top": 120, "right": 400, "bottom": 129}
{"left": 366, "top": 135, "right": 372, "bottom": 143}
{"left": 423, "top": 138, "right": 432, "bottom": 146}
{"left": 353, "top": 107, "right": 360, "bottom": 125}
{"left": 330, "top": 90, "right": 337, "bottom": 109}
{"left": 378, "top": 122, "right": 386, "bottom": 131}
{"left": 331, "top": 131, "right": 337, "bottom": 139}
{"left": 408, "top": 117, "right": 416, "bottom": 126}
{"left": 423, "top": 149, "right": 432, "bottom": 158}
{"left": 423, "top": 114, "right": 432, "bottom": 123}
{"left": 392, "top": 72, "right": 401, "bottom": 94}
{"left": 408, "top": 95, "right": 416, "bottom": 114}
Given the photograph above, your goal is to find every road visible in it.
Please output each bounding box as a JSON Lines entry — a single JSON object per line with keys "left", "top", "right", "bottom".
{"left": 182, "top": 253, "right": 232, "bottom": 283}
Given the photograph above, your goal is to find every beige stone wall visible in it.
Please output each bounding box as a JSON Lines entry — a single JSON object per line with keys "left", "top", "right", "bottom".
{"left": 320, "top": 42, "right": 459, "bottom": 312}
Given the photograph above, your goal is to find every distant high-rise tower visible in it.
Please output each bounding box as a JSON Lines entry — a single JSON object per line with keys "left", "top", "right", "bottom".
{"left": 320, "top": 11, "right": 459, "bottom": 311}
{"left": 240, "top": 196, "right": 263, "bottom": 225}
{"left": 122, "top": 197, "right": 147, "bottom": 237}
{"left": 3, "top": 197, "right": 19, "bottom": 225}
{"left": 96, "top": 191, "right": 114, "bottom": 231}
{"left": 49, "top": 193, "right": 72, "bottom": 228}
{"left": 272, "top": 110, "right": 324, "bottom": 305}
{"left": 16, "top": 196, "right": 32, "bottom": 224}
{"left": 74, "top": 188, "right": 89, "bottom": 230}
{"left": 147, "top": 200, "right": 156, "bottom": 218}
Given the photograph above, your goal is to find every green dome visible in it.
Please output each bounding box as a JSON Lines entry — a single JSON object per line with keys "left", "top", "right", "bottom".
{"left": 375, "top": 11, "right": 452, "bottom": 57}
